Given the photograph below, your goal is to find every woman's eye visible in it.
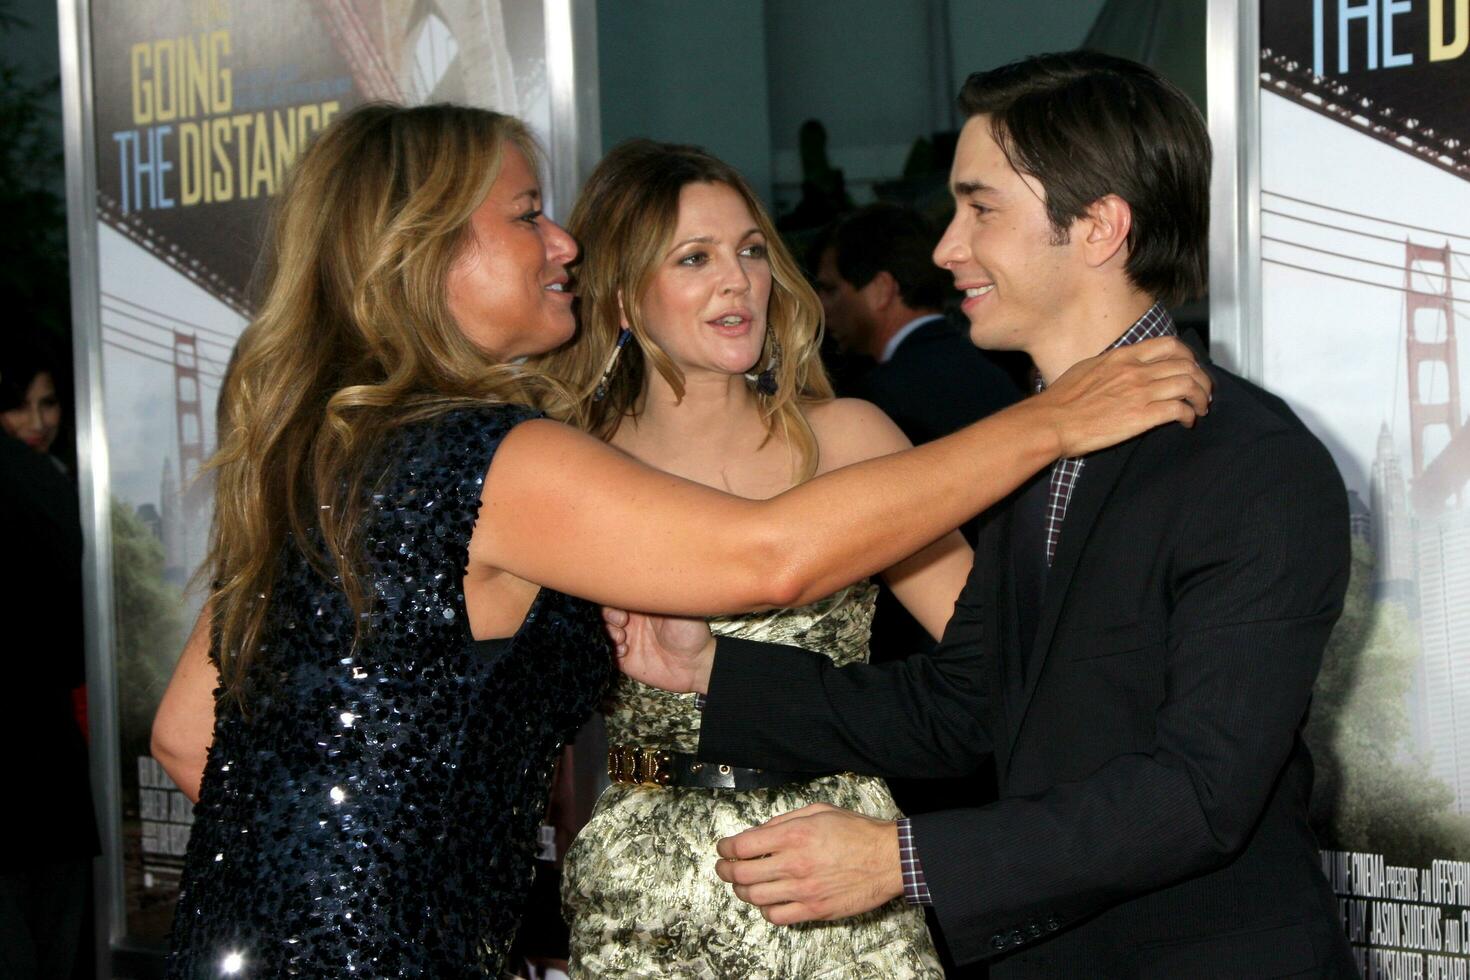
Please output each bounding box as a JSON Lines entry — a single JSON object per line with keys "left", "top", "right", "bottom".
{"left": 740, "top": 243, "right": 768, "bottom": 259}
{"left": 678, "top": 251, "right": 707, "bottom": 267}
{"left": 519, "top": 209, "right": 543, "bottom": 224}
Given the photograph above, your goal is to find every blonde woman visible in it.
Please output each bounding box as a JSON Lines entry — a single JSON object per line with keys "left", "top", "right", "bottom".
{"left": 543, "top": 140, "right": 967, "bottom": 976}
{"left": 151, "top": 105, "right": 1208, "bottom": 978}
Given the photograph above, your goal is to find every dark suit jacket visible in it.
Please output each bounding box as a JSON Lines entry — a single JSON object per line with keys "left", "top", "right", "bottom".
{"left": 849, "top": 314, "right": 1022, "bottom": 449}
{"left": 698, "top": 364, "right": 1358, "bottom": 977}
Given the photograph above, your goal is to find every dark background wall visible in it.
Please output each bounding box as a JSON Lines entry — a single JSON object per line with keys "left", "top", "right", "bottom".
{"left": 598, "top": 0, "right": 1115, "bottom": 211}
{"left": 5, "top": 0, "right": 1203, "bottom": 243}
{"left": 5, "top": 0, "right": 63, "bottom": 195}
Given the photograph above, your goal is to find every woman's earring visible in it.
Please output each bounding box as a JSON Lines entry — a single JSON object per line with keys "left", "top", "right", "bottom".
{"left": 748, "top": 334, "right": 781, "bottom": 396}
{"left": 593, "top": 328, "right": 633, "bottom": 402}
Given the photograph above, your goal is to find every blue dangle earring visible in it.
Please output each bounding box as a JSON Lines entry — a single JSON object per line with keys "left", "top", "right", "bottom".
{"left": 593, "top": 328, "right": 633, "bottom": 402}
{"left": 746, "top": 334, "right": 781, "bottom": 396}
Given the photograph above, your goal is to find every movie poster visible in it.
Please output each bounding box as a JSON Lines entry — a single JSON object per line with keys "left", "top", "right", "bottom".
{"left": 1259, "top": 2, "right": 1470, "bottom": 976}
{"left": 86, "top": 0, "right": 552, "bottom": 947}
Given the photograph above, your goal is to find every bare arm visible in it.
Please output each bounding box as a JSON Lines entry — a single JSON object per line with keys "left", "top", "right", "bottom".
{"left": 807, "top": 397, "right": 972, "bottom": 640}
{"left": 151, "top": 606, "right": 216, "bottom": 803}
{"left": 477, "top": 338, "right": 1208, "bottom": 616}
{"left": 884, "top": 537, "right": 972, "bottom": 640}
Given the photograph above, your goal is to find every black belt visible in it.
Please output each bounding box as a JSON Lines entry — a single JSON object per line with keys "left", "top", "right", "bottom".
{"left": 607, "top": 744, "right": 832, "bottom": 790}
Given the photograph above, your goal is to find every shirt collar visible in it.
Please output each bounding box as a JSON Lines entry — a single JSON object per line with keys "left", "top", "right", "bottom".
{"left": 1033, "top": 302, "right": 1175, "bottom": 393}
{"left": 1106, "top": 302, "right": 1175, "bottom": 352}
{"left": 880, "top": 313, "right": 946, "bottom": 364}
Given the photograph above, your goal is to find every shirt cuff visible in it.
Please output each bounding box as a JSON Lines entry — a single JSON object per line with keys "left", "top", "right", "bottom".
{"left": 694, "top": 693, "right": 707, "bottom": 711}
{"left": 897, "top": 817, "right": 933, "bottom": 905}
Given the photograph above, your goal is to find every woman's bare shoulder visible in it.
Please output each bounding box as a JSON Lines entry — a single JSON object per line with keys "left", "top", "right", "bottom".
{"left": 802, "top": 397, "right": 912, "bottom": 471}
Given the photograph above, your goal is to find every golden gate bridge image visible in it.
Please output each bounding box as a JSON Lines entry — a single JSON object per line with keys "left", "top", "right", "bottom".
{"left": 1263, "top": 191, "right": 1470, "bottom": 809}
{"left": 1262, "top": 44, "right": 1470, "bottom": 808}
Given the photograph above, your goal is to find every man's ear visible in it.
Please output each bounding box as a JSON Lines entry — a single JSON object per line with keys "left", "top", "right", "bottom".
{"left": 1079, "top": 194, "right": 1132, "bottom": 270}
{"left": 857, "top": 269, "right": 900, "bottom": 312}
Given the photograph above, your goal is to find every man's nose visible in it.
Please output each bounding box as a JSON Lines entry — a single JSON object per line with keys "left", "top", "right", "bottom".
{"left": 933, "top": 217, "right": 967, "bottom": 268}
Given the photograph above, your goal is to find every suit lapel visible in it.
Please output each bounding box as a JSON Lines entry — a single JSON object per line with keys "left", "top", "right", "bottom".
{"left": 1006, "top": 437, "right": 1144, "bottom": 751}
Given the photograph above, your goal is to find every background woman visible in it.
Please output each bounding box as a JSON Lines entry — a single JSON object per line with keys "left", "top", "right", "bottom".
{"left": 0, "top": 333, "right": 95, "bottom": 980}
{"left": 0, "top": 335, "right": 67, "bottom": 468}
{"left": 150, "top": 103, "right": 1208, "bottom": 978}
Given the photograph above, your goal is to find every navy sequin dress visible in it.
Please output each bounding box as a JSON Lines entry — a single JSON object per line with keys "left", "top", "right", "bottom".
{"left": 168, "top": 405, "right": 612, "bottom": 978}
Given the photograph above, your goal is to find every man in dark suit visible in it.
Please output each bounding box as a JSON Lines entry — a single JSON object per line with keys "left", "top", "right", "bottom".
{"left": 611, "top": 51, "right": 1357, "bottom": 977}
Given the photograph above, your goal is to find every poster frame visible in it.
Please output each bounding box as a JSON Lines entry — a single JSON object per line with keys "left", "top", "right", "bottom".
{"left": 57, "top": 0, "right": 128, "bottom": 966}
{"left": 57, "top": 0, "right": 602, "bottom": 965}
{"left": 1207, "top": 0, "right": 1263, "bottom": 381}
{"left": 546, "top": 0, "right": 602, "bottom": 221}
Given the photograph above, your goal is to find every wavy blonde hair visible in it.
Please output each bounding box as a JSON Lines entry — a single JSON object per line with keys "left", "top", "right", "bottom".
{"left": 533, "top": 139, "right": 832, "bottom": 479}
{"left": 206, "top": 103, "right": 575, "bottom": 701}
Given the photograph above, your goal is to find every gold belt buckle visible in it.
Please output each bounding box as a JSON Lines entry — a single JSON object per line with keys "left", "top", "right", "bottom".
{"left": 607, "top": 744, "right": 672, "bottom": 786}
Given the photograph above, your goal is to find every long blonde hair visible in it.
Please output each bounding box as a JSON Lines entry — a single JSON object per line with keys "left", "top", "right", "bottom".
{"left": 206, "top": 103, "right": 575, "bottom": 701}
{"left": 533, "top": 139, "right": 832, "bottom": 479}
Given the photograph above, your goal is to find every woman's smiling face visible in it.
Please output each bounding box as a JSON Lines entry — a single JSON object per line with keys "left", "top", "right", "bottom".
{"left": 1, "top": 370, "right": 61, "bottom": 454}
{"left": 445, "top": 145, "right": 579, "bottom": 360}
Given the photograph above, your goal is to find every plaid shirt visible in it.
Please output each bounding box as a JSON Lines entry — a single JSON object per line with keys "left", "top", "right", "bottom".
{"left": 898, "top": 820, "right": 932, "bottom": 904}
{"left": 899, "top": 302, "right": 1177, "bottom": 906}
{"left": 1037, "top": 303, "right": 1176, "bottom": 565}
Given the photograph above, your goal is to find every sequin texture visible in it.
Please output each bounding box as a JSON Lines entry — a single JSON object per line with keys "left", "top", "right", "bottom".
{"left": 168, "top": 405, "right": 612, "bottom": 978}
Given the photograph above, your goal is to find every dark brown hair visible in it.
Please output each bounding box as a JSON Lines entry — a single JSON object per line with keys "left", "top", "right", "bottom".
{"left": 826, "top": 203, "right": 950, "bottom": 312}
{"left": 958, "top": 51, "right": 1209, "bottom": 307}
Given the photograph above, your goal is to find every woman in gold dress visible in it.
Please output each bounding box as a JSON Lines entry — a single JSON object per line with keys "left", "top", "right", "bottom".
{"left": 541, "top": 140, "right": 974, "bottom": 978}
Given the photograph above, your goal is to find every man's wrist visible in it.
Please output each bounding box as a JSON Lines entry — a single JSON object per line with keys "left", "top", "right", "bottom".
{"left": 693, "top": 634, "right": 716, "bottom": 695}
{"left": 885, "top": 819, "right": 905, "bottom": 903}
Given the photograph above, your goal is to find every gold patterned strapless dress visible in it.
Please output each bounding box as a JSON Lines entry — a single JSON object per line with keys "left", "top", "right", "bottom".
{"left": 562, "top": 581, "right": 942, "bottom": 978}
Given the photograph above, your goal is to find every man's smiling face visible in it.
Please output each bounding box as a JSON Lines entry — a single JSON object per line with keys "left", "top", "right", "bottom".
{"left": 932, "top": 114, "right": 1083, "bottom": 356}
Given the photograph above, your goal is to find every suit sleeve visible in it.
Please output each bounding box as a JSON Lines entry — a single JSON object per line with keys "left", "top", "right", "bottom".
{"left": 911, "top": 431, "right": 1349, "bottom": 963}
{"left": 697, "top": 549, "right": 996, "bottom": 778}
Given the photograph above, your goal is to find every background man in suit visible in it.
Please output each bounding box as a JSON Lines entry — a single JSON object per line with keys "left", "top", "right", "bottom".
{"left": 814, "top": 203, "right": 1021, "bottom": 447}
{"left": 609, "top": 51, "right": 1358, "bottom": 977}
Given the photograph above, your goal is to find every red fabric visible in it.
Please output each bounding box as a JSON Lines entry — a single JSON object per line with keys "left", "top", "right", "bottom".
{"left": 71, "top": 685, "right": 89, "bottom": 741}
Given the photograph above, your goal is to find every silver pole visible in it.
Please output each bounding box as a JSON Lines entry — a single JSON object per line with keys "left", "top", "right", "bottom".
{"left": 544, "top": 0, "right": 602, "bottom": 217}
{"left": 57, "top": 0, "right": 125, "bottom": 968}
{"left": 1207, "top": 0, "right": 1263, "bottom": 381}
{"left": 543, "top": 0, "right": 610, "bottom": 808}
